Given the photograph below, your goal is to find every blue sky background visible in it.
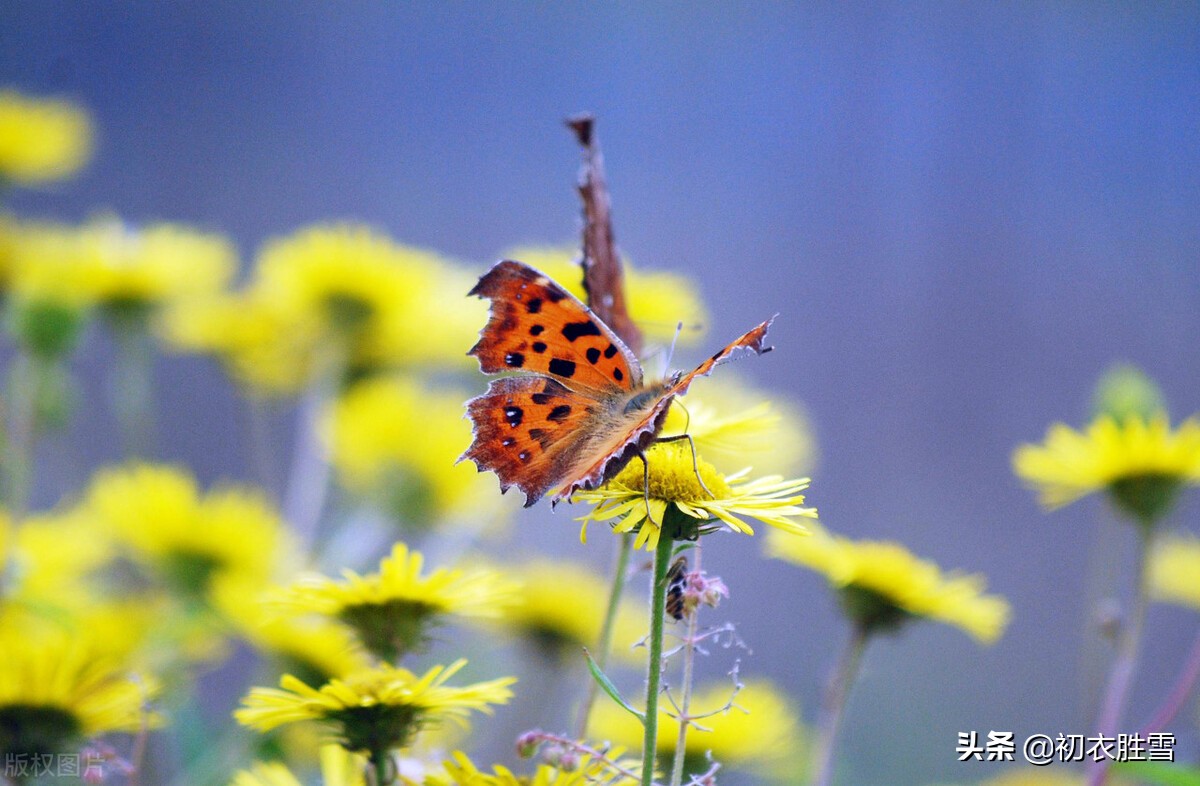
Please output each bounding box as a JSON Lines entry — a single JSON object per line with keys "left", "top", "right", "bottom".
{"left": 3, "top": 3, "right": 1200, "bottom": 784}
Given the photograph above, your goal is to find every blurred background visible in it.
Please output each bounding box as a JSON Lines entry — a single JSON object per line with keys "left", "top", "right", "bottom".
{"left": 3, "top": 3, "right": 1199, "bottom": 784}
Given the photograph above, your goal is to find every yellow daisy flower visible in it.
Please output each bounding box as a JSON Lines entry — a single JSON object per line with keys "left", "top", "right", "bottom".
{"left": 412, "top": 749, "right": 637, "bottom": 786}
{"left": 215, "top": 584, "right": 371, "bottom": 685}
{"left": 85, "top": 463, "right": 295, "bottom": 602}
{"left": 323, "top": 376, "right": 505, "bottom": 526}
{"left": 162, "top": 225, "right": 483, "bottom": 394}
{"left": 502, "top": 245, "right": 707, "bottom": 346}
{"left": 0, "top": 89, "right": 93, "bottom": 184}
{"left": 273, "top": 542, "right": 519, "bottom": 661}
{"left": 492, "top": 560, "right": 646, "bottom": 664}
{"left": 658, "top": 378, "right": 816, "bottom": 477}
{"left": 0, "top": 628, "right": 158, "bottom": 759}
{"left": 234, "top": 660, "right": 515, "bottom": 755}
{"left": 5, "top": 219, "right": 93, "bottom": 357}
{"left": 590, "top": 679, "right": 806, "bottom": 782}
{"left": 229, "top": 743, "right": 367, "bottom": 786}
{"left": 1149, "top": 533, "right": 1200, "bottom": 610}
{"left": 1013, "top": 414, "right": 1200, "bottom": 522}
{"left": 575, "top": 440, "right": 816, "bottom": 551}
{"left": 768, "top": 526, "right": 1010, "bottom": 643}
{"left": 161, "top": 288, "right": 318, "bottom": 395}
{"left": 69, "top": 217, "right": 236, "bottom": 315}
{"left": 251, "top": 224, "right": 482, "bottom": 371}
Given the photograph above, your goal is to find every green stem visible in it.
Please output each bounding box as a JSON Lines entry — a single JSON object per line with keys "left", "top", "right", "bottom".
{"left": 1086, "top": 525, "right": 1153, "bottom": 786}
{"left": 669, "top": 543, "right": 701, "bottom": 786}
{"left": 641, "top": 532, "right": 675, "bottom": 786}
{"left": 110, "top": 320, "right": 157, "bottom": 458}
{"left": 4, "top": 351, "right": 40, "bottom": 519}
{"left": 576, "top": 532, "right": 634, "bottom": 739}
{"left": 370, "top": 747, "right": 391, "bottom": 786}
{"left": 812, "top": 622, "right": 870, "bottom": 786}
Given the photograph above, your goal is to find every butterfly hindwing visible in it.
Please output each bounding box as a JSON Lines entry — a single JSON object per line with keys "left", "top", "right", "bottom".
{"left": 461, "top": 376, "right": 600, "bottom": 507}
{"left": 468, "top": 260, "right": 642, "bottom": 394}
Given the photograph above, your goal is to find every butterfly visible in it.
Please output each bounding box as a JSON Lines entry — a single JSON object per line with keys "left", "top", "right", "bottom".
{"left": 460, "top": 259, "right": 775, "bottom": 508}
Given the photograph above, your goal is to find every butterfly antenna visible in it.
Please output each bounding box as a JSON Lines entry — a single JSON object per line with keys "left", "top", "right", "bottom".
{"left": 661, "top": 321, "right": 684, "bottom": 378}
{"left": 637, "top": 450, "right": 660, "bottom": 527}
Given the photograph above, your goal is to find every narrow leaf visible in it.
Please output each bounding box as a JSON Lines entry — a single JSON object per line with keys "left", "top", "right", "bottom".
{"left": 583, "top": 647, "right": 645, "bottom": 722}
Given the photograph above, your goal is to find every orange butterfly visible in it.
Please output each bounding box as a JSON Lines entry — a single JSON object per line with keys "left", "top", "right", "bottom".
{"left": 460, "top": 260, "right": 774, "bottom": 508}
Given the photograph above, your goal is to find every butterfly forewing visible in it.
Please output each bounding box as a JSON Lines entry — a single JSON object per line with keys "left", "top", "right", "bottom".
{"left": 468, "top": 260, "right": 642, "bottom": 394}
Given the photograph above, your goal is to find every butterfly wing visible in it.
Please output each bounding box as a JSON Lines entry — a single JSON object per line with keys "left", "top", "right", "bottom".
{"left": 461, "top": 376, "right": 600, "bottom": 507}
{"left": 468, "top": 260, "right": 642, "bottom": 393}
{"left": 550, "top": 316, "right": 777, "bottom": 504}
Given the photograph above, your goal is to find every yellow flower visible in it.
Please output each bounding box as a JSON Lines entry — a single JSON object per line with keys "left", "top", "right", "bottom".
{"left": 229, "top": 744, "right": 367, "bottom": 786}
{"left": 273, "top": 542, "right": 519, "bottom": 661}
{"left": 85, "top": 464, "right": 295, "bottom": 602}
{"left": 216, "top": 585, "right": 371, "bottom": 684}
{"left": 412, "top": 750, "right": 637, "bottom": 786}
{"left": 163, "top": 224, "right": 483, "bottom": 394}
{"left": 252, "top": 224, "right": 482, "bottom": 370}
{"left": 1149, "top": 533, "right": 1200, "bottom": 610}
{"left": 161, "top": 288, "right": 317, "bottom": 395}
{"left": 502, "top": 246, "right": 708, "bottom": 345}
{"left": 769, "top": 526, "right": 1010, "bottom": 643}
{"left": 69, "top": 217, "right": 236, "bottom": 313}
{"left": 575, "top": 440, "right": 816, "bottom": 551}
{"left": 0, "top": 628, "right": 158, "bottom": 759}
{"left": 658, "top": 378, "right": 815, "bottom": 477}
{"left": 493, "top": 560, "right": 646, "bottom": 664}
{"left": 0, "top": 89, "right": 93, "bottom": 184}
{"left": 590, "top": 679, "right": 805, "bottom": 781}
{"left": 1013, "top": 414, "right": 1200, "bottom": 521}
{"left": 323, "top": 376, "right": 506, "bottom": 525}
{"left": 234, "top": 660, "right": 515, "bottom": 754}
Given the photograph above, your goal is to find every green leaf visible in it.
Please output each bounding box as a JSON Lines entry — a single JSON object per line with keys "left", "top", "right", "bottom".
{"left": 1112, "top": 761, "right": 1200, "bottom": 786}
{"left": 583, "top": 648, "right": 645, "bottom": 723}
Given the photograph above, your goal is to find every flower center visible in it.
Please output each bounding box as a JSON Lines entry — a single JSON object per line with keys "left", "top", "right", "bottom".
{"left": 331, "top": 703, "right": 420, "bottom": 755}
{"left": 1107, "top": 473, "right": 1182, "bottom": 527}
{"left": 339, "top": 600, "right": 438, "bottom": 662}
{"left": 838, "top": 584, "right": 912, "bottom": 634}
{"left": 162, "top": 549, "right": 224, "bottom": 599}
{"left": 616, "top": 442, "right": 731, "bottom": 503}
{"left": 0, "top": 704, "right": 82, "bottom": 759}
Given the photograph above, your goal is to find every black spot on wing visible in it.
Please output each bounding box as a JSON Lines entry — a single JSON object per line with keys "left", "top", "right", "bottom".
{"left": 547, "top": 404, "right": 572, "bottom": 422}
{"left": 526, "top": 298, "right": 542, "bottom": 314}
{"left": 585, "top": 347, "right": 601, "bottom": 364}
{"left": 603, "top": 343, "right": 618, "bottom": 359}
{"left": 504, "top": 352, "right": 525, "bottom": 368}
{"left": 532, "top": 341, "right": 547, "bottom": 353}
{"left": 530, "top": 324, "right": 545, "bottom": 336}
{"left": 548, "top": 358, "right": 576, "bottom": 378}
{"left": 504, "top": 407, "right": 523, "bottom": 427}
{"left": 613, "top": 368, "right": 624, "bottom": 382}
{"left": 544, "top": 285, "right": 567, "bottom": 303}
{"left": 531, "top": 392, "right": 553, "bottom": 405}
{"left": 562, "top": 320, "right": 602, "bottom": 342}
{"left": 518, "top": 450, "right": 532, "bottom": 463}
{"left": 528, "top": 428, "right": 545, "bottom": 440}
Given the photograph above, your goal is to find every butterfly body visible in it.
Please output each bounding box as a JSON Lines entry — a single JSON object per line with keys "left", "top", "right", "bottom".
{"left": 460, "top": 260, "right": 773, "bottom": 508}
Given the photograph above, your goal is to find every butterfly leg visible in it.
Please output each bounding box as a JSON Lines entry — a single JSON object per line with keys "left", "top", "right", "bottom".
{"left": 653, "top": 433, "right": 717, "bottom": 500}
{"left": 635, "top": 449, "right": 661, "bottom": 527}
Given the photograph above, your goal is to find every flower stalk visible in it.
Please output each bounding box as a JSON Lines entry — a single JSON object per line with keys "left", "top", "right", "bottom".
{"left": 1143, "top": 627, "right": 1200, "bottom": 734}
{"left": 642, "top": 528, "right": 675, "bottom": 786}
{"left": 812, "top": 621, "right": 869, "bottom": 786}
{"left": 1087, "top": 525, "right": 1153, "bottom": 786}
{"left": 668, "top": 545, "right": 701, "bottom": 786}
